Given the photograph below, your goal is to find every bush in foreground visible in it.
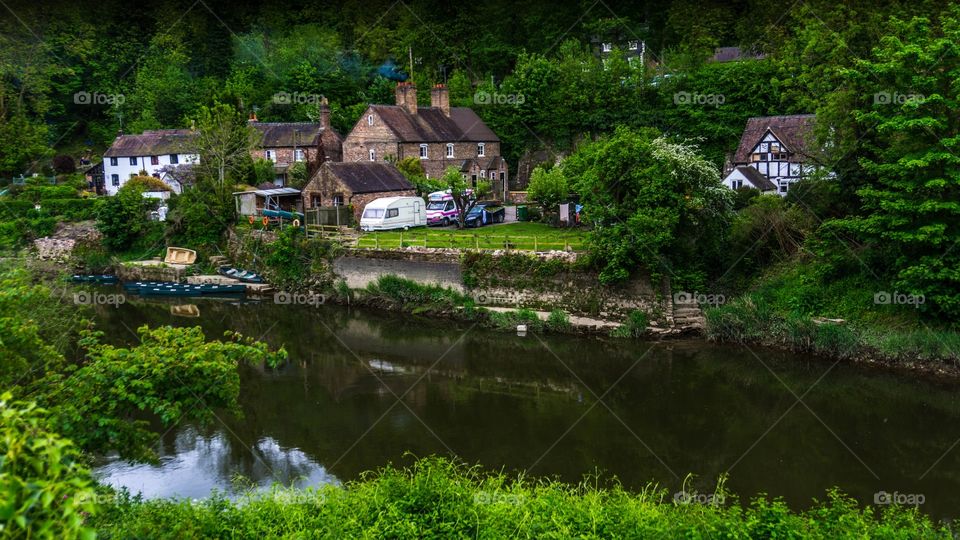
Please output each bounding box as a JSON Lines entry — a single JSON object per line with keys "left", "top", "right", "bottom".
{"left": 90, "top": 458, "right": 947, "bottom": 539}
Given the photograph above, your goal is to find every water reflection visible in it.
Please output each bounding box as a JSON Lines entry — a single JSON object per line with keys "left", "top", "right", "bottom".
{"left": 89, "top": 294, "right": 960, "bottom": 518}
{"left": 94, "top": 428, "right": 338, "bottom": 499}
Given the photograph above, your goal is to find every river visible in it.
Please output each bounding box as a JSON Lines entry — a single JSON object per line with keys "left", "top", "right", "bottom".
{"left": 89, "top": 295, "right": 960, "bottom": 518}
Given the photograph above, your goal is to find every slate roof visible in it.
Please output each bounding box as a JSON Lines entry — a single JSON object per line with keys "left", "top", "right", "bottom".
{"left": 733, "top": 165, "right": 777, "bottom": 191}
{"left": 104, "top": 130, "right": 197, "bottom": 157}
{"left": 322, "top": 162, "right": 413, "bottom": 194}
{"left": 368, "top": 105, "right": 499, "bottom": 143}
{"left": 732, "top": 115, "right": 816, "bottom": 164}
{"left": 253, "top": 122, "right": 342, "bottom": 147}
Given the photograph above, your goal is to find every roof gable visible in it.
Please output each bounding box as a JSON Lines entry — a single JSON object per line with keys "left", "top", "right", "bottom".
{"left": 733, "top": 115, "right": 816, "bottom": 164}
{"left": 253, "top": 122, "right": 343, "bottom": 147}
{"left": 320, "top": 162, "right": 414, "bottom": 194}
{"left": 104, "top": 130, "right": 197, "bottom": 157}
{"left": 355, "top": 105, "right": 499, "bottom": 143}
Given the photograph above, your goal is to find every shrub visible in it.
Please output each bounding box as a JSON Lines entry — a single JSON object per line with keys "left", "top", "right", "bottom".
{"left": 611, "top": 310, "right": 648, "bottom": 338}
{"left": 487, "top": 308, "right": 543, "bottom": 332}
{"left": 545, "top": 309, "right": 571, "bottom": 331}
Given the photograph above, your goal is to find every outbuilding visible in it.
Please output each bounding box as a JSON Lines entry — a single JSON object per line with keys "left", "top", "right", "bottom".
{"left": 301, "top": 162, "right": 415, "bottom": 224}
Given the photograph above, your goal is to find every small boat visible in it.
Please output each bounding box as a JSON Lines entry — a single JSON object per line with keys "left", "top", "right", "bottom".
{"left": 71, "top": 274, "right": 119, "bottom": 284}
{"left": 133, "top": 283, "right": 245, "bottom": 297}
{"left": 218, "top": 265, "right": 265, "bottom": 284}
{"left": 163, "top": 247, "right": 197, "bottom": 265}
{"left": 170, "top": 304, "right": 201, "bottom": 318}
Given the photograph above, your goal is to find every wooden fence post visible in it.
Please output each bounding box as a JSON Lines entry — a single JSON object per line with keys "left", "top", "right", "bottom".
{"left": 534, "top": 236, "right": 538, "bottom": 251}
{"left": 375, "top": 235, "right": 379, "bottom": 249}
{"left": 399, "top": 231, "right": 404, "bottom": 247}
{"left": 475, "top": 234, "right": 479, "bottom": 250}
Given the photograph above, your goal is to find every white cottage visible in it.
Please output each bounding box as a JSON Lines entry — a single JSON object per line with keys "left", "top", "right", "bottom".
{"left": 723, "top": 114, "right": 820, "bottom": 196}
{"left": 102, "top": 130, "right": 199, "bottom": 195}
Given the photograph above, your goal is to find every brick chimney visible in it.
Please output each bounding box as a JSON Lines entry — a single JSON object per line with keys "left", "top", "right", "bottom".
{"left": 319, "top": 97, "right": 331, "bottom": 129}
{"left": 395, "top": 82, "right": 417, "bottom": 115}
{"left": 431, "top": 84, "right": 450, "bottom": 117}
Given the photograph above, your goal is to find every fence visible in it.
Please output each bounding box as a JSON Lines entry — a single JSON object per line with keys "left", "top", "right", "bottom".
{"left": 353, "top": 231, "right": 584, "bottom": 252}
{"left": 305, "top": 206, "right": 353, "bottom": 227}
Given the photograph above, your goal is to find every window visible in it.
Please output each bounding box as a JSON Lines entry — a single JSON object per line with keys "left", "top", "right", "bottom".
{"left": 602, "top": 42, "right": 612, "bottom": 52}
{"left": 111, "top": 174, "right": 120, "bottom": 186}
{"left": 363, "top": 208, "right": 384, "bottom": 219}
{"left": 129, "top": 157, "right": 137, "bottom": 166}
{"left": 750, "top": 153, "right": 763, "bottom": 162}
{"left": 479, "top": 170, "right": 485, "bottom": 178}
{"left": 265, "top": 150, "right": 274, "bottom": 162}
{"left": 446, "top": 143, "right": 454, "bottom": 158}
{"left": 500, "top": 172, "right": 505, "bottom": 181}
{"left": 367, "top": 114, "right": 374, "bottom": 126}
{"left": 732, "top": 179, "right": 743, "bottom": 189}
{"left": 779, "top": 181, "right": 789, "bottom": 193}
{"left": 385, "top": 208, "right": 399, "bottom": 218}
{"left": 477, "top": 143, "right": 485, "bottom": 157}
{"left": 295, "top": 149, "right": 305, "bottom": 162}
{"left": 150, "top": 155, "right": 159, "bottom": 166}
{"left": 110, "top": 157, "right": 118, "bottom": 166}
{"left": 169, "top": 154, "right": 178, "bottom": 164}
{"left": 419, "top": 144, "right": 428, "bottom": 159}
{"left": 369, "top": 148, "right": 376, "bottom": 161}
{"left": 628, "top": 40, "right": 639, "bottom": 50}
{"left": 333, "top": 194, "right": 344, "bottom": 206}
{"left": 770, "top": 143, "right": 781, "bottom": 153}
{"left": 774, "top": 152, "right": 787, "bottom": 160}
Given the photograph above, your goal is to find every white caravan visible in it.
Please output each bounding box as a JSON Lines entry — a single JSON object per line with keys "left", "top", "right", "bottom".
{"left": 359, "top": 196, "right": 426, "bottom": 231}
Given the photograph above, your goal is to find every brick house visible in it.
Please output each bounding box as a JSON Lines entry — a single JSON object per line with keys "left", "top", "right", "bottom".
{"left": 302, "top": 162, "right": 415, "bottom": 223}
{"left": 249, "top": 99, "right": 343, "bottom": 185}
{"left": 342, "top": 83, "right": 510, "bottom": 200}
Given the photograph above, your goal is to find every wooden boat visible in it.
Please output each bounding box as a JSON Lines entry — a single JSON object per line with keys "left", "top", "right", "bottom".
{"left": 71, "top": 274, "right": 119, "bottom": 284}
{"left": 217, "top": 265, "right": 265, "bottom": 283}
{"left": 170, "top": 304, "right": 200, "bottom": 318}
{"left": 163, "top": 246, "right": 197, "bottom": 265}
{"left": 133, "top": 283, "right": 245, "bottom": 296}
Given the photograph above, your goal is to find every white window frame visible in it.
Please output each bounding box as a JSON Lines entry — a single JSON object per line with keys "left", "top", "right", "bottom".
{"left": 295, "top": 148, "right": 305, "bottom": 162}
{"left": 732, "top": 179, "right": 743, "bottom": 189}
{"left": 367, "top": 115, "right": 374, "bottom": 126}
{"left": 265, "top": 150, "right": 274, "bottom": 162}
{"left": 129, "top": 157, "right": 137, "bottom": 166}
{"left": 110, "top": 157, "right": 118, "bottom": 166}
{"left": 602, "top": 42, "right": 612, "bottom": 52}
{"left": 477, "top": 143, "right": 485, "bottom": 157}
{"left": 419, "top": 144, "right": 428, "bottom": 159}
{"left": 628, "top": 40, "right": 639, "bottom": 50}
{"left": 480, "top": 170, "right": 485, "bottom": 178}
{"left": 169, "top": 154, "right": 178, "bottom": 164}
{"left": 446, "top": 143, "right": 454, "bottom": 158}
{"left": 369, "top": 148, "right": 376, "bottom": 161}
{"left": 779, "top": 181, "right": 790, "bottom": 193}
{"left": 111, "top": 174, "right": 119, "bottom": 186}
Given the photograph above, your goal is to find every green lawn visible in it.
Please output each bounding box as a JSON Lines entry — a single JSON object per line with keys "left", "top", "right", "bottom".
{"left": 355, "top": 222, "right": 588, "bottom": 251}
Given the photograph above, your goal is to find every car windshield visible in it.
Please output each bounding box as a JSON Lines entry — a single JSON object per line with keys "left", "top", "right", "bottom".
{"left": 362, "top": 208, "right": 384, "bottom": 219}
{"left": 467, "top": 206, "right": 483, "bottom": 216}
{"left": 426, "top": 202, "right": 446, "bottom": 210}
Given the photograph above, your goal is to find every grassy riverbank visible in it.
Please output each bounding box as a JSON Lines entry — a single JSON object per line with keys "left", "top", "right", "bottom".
{"left": 706, "top": 263, "right": 960, "bottom": 372}
{"left": 89, "top": 458, "right": 947, "bottom": 539}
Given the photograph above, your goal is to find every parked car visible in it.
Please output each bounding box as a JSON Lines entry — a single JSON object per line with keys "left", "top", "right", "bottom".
{"left": 464, "top": 202, "right": 505, "bottom": 228}
{"left": 426, "top": 191, "right": 458, "bottom": 226}
{"left": 360, "top": 196, "right": 426, "bottom": 231}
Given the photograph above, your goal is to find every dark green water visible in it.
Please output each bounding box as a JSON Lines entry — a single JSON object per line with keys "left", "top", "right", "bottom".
{"left": 90, "top": 296, "right": 960, "bottom": 518}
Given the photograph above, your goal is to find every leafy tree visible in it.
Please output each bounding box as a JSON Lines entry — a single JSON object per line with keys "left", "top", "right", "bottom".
{"left": 569, "top": 126, "right": 731, "bottom": 286}
{"left": 396, "top": 157, "right": 443, "bottom": 196}
{"left": 252, "top": 158, "right": 276, "bottom": 186}
{"left": 193, "top": 102, "right": 258, "bottom": 193}
{"left": 158, "top": 164, "right": 197, "bottom": 193}
{"left": 440, "top": 167, "right": 490, "bottom": 228}
{"left": 95, "top": 183, "right": 154, "bottom": 252}
{"left": 165, "top": 178, "right": 235, "bottom": 248}
{"left": 287, "top": 161, "right": 308, "bottom": 189}
{"left": 527, "top": 165, "right": 569, "bottom": 210}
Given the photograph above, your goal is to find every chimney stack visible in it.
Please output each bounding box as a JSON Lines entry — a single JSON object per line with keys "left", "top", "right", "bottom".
{"left": 431, "top": 84, "right": 450, "bottom": 117}
{"left": 395, "top": 82, "right": 418, "bottom": 115}
{"left": 320, "top": 97, "right": 331, "bottom": 129}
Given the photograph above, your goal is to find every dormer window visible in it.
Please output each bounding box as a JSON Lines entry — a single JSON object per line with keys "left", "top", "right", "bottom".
{"left": 367, "top": 115, "right": 374, "bottom": 126}
{"left": 446, "top": 143, "right": 454, "bottom": 158}
{"left": 369, "top": 148, "right": 376, "bottom": 161}
{"left": 477, "top": 143, "right": 485, "bottom": 157}
{"left": 419, "top": 144, "right": 428, "bottom": 159}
